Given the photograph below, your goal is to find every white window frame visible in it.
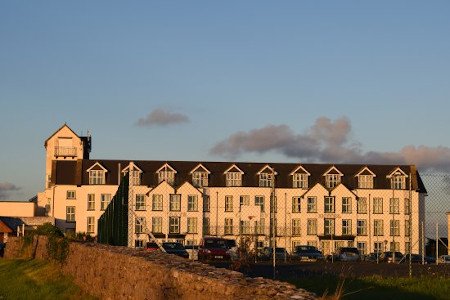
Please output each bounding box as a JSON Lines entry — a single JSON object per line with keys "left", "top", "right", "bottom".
{"left": 192, "top": 171, "right": 208, "bottom": 187}
{"left": 342, "top": 219, "right": 352, "bottom": 235}
{"left": 292, "top": 196, "right": 301, "bottom": 213}
{"left": 239, "top": 195, "right": 250, "bottom": 207}
{"left": 357, "top": 242, "right": 367, "bottom": 255}
{"left": 169, "top": 194, "right": 181, "bottom": 211}
{"left": 373, "top": 197, "right": 383, "bottom": 214}
{"left": 404, "top": 198, "right": 411, "bottom": 215}
{"left": 187, "top": 217, "right": 198, "bottom": 233}
{"left": 307, "top": 219, "right": 317, "bottom": 235}
{"left": 135, "top": 194, "right": 146, "bottom": 211}
{"left": 357, "top": 219, "right": 367, "bottom": 236}
{"left": 324, "top": 196, "right": 335, "bottom": 213}
{"left": 259, "top": 173, "right": 274, "bottom": 187}
{"left": 226, "top": 172, "right": 242, "bottom": 187}
{"left": 169, "top": 217, "right": 180, "bottom": 234}
{"left": 66, "top": 190, "right": 76, "bottom": 200}
{"left": 66, "top": 206, "right": 75, "bottom": 222}
{"left": 357, "top": 197, "right": 367, "bottom": 214}
{"left": 391, "top": 175, "right": 405, "bottom": 190}
{"left": 307, "top": 196, "right": 317, "bottom": 213}
{"left": 325, "top": 174, "right": 341, "bottom": 189}
{"left": 390, "top": 220, "right": 400, "bottom": 236}
{"left": 87, "top": 216, "right": 95, "bottom": 235}
{"left": 187, "top": 195, "right": 198, "bottom": 212}
{"left": 389, "top": 198, "right": 400, "bottom": 214}
{"left": 135, "top": 217, "right": 146, "bottom": 234}
{"left": 225, "top": 195, "right": 233, "bottom": 212}
{"left": 224, "top": 218, "right": 233, "bottom": 235}
{"left": 324, "top": 218, "right": 335, "bottom": 235}
{"left": 240, "top": 220, "right": 251, "bottom": 234}
{"left": 292, "top": 219, "right": 301, "bottom": 236}
{"left": 374, "top": 220, "right": 383, "bottom": 236}
{"left": 87, "top": 194, "right": 95, "bottom": 211}
{"left": 342, "top": 197, "right": 352, "bottom": 214}
{"left": 292, "top": 173, "right": 308, "bottom": 188}
{"left": 358, "top": 175, "right": 373, "bottom": 189}
{"left": 89, "top": 170, "right": 105, "bottom": 185}
{"left": 152, "top": 194, "right": 163, "bottom": 211}
{"left": 152, "top": 217, "right": 162, "bottom": 233}
{"left": 255, "top": 196, "right": 264, "bottom": 212}
{"left": 101, "top": 193, "right": 111, "bottom": 211}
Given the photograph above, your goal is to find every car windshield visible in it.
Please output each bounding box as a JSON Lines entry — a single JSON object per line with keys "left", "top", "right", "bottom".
{"left": 296, "top": 246, "right": 316, "bottom": 252}
{"left": 204, "top": 239, "right": 227, "bottom": 249}
{"left": 163, "top": 243, "right": 184, "bottom": 250}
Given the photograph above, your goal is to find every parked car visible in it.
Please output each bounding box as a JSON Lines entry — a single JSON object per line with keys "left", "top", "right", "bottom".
{"left": 336, "top": 247, "right": 361, "bottom": 262}
{"left": 379, "top": 251, "right": 403, "bottom": 263}
{"left": 146, "top": 242, "right": 160, "bottom": 252}
{"left": 363, "top": 252, "right": 381, "bottom": 262}
{"left": 399, "top": 253, "right": 423, "bottom": 264}
{"left": 223, "top": 239, "right": 239, "bottom": 260}
{"left": 198, "top": 237, "right": 231, "bottom": 261}
{"left": 439, "top": 255, "right": 450, "bottom": 264}
{"left": 258, "top": 247, "right": 289, "bottom": 261}
{"left": 291, "top": 245, "right": 324, "bottom": 261}
{"left": 161, "top": 242, "right": 189, "bottom": 259}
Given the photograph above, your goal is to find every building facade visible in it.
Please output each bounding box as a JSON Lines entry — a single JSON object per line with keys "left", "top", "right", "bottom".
{"left": 37, "top": 125, "right": 427, "bottom": 255}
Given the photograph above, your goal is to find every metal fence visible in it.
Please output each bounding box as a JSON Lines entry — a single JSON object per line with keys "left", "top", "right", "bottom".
{"left": 97, "top": 174, "right": 129, "bottom": 246}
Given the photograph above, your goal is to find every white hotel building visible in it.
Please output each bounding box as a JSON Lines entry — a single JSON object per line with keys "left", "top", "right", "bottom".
{"left": 37, "top": 125, "right": 427, "bottom": 255}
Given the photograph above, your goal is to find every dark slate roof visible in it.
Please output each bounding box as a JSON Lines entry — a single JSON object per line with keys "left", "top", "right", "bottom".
{"left": 53, "top": 159, "right": 427, "bottom": 193}
{"left": 0, "top": 217, "right": 24, "bottom": 231}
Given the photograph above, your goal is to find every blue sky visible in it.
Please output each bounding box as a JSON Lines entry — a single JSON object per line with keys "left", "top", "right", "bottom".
{"left": 1, "top": 1, "right": 450, "bottom": 200}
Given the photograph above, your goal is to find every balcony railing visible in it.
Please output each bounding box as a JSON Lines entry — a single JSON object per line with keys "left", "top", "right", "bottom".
{"left": 55, "top": 146, "right": 77, "bottom": 157}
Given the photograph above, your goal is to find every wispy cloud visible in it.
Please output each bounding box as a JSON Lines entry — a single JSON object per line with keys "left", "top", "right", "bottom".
{"left": 136, "top": 108, "right": 190, "bottom": 127}
{"left": 210, "top": 116, "right": 450, "bottom": 172}
{"left": 0, "top": 182, "right": 20, "bottom": 199}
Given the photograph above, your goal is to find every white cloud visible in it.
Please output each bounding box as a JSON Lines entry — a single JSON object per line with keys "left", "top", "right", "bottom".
{"left": 137, "top": 108, "right": 190, "bottom": 127}
{"left": 0, "top": 182, "right": 20, "bottom": 199}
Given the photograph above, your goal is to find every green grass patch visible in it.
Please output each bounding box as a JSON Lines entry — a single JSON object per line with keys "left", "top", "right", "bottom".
{"left": 289, "top": 274, "right": 450, "bottom": 300}
{"left": 0, "top": 259, "right": 96, "bottom": 300}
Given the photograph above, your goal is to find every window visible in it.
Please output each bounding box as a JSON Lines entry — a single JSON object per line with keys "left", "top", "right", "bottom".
{"left": 169, "top": 217, "right": 180, "bottom": 234}
{"left": 389, "top": 198, "right": 399, "bottom": 214}
{"left": 187, "top": 217, "right": 198, "bottom": 233}
{"left": 203, "top": 195, "right": 210, "bottom": 212}
{"left": 239, "top": 195, "right": 250, "bottom": 207}
{"left": 357, "top": 220, "right": 367, "bottom": 236}
{"left": 66, "top": 190, "right": 76, "bottom": 200}
{"left": 390, "top": 242, "right": 400, "bottom": 252}
{"left": 87, "top": 194, "right": 95, "bottom": 211}
{"left": 342, "top": 197, "right": 351, "bottom": 214}
{"left": 224, "top": 218, "right": 233, "bottom": 235}
{"left": 404, "top": 198, "right": 411, "bottom": 215}
{"left": 89, "top": 170, "right": 105, "bottom": 185}
{"left": 135, "top": 194, "right": 146, "bottom": 211}
{"left": 307, "top": 219, "right": 317, "bottom": 235}
{"left": 405, "top": 220, "right": 411, "bottom": 237}
{"left": 324, "top": 196, "right": 335, "bottom": 213}
{"left": 101, "top": 194, "right": 111, "bottom": 211}
{"left": 169, "top": 194, "right": 181, "bottom": 211}
{"left": 374, "top": 242, "right": 383, "bottom": 253}
{"left": 152, "top": 194, "right": 163, "bottom": 211}
{"left": 255, "top": 196, "right": 264, "bottom": 212}
{"left": 87, "top": 217, "right": 95, "bottom": 235}
{"left": 152, "top": 217, "right": 162, "bottom": 233}
{"left": 188, "top": 195, "right": 198, "bottom": 212}
{"left": 130, "top": 170, "right": 141, "bottom": 186}
{"left": 373, "top": 197, "right": 383, "bottom": 214}
{"left": 135, "top": 239, "right": 144, "bottom": 248}
{"left": 225, "top": 195, "right": 233, "bottom": 212}
{"left": 391, "top": 175, "right": 405, "bottom": 190}
{"left": 135, "top": 217, "right": 146, "bottom": 234}
{"left": 325, "top": 174, "right": 341, "bottom": 189}
{"left": 324, "top": 219, "right": 335, "bottom": 235}
{"left": 259, "top": 173, "right": 274, "bottom": 187}
{"left": 357, "top": 197, "right": 367, "bottom": 214}
{"left": 240, "top": 220, "right": 251, "bottom": 234}
{"left": 390, "top": 220, "right": 400, "bottom": 236}
{"left": 358, "top": 175, "right": 373, "bottom": 189}
{"left": 307, "top": 197, "right": 317, "bottom": 213}
{"left": 292, "top": 219, "right": 301, "bottom": 236}
{"left": 342, "top": 219, "right": 352, "bottom": 235}
{"left": 66, "top": 206, "right": 75, "bottom": 222}
{"left": 158, "top": 165, "right": 175, "bottom": 185}
{"left": 374, "top": 220, "right": 383, "bottom": 236}
{"left": 357, "top": 242, "right": 367, "bottom": 255}
{"left": 255, "top": 218, "right": 265, "bottom": 234}
{"left": 226, "top": 172, "right": 242, "bottom": 187}
{"left": 292, "top": 196, "right": 301, "bottom": 213}
{"left": 203, "top": 217, "right": 210, "bottom": 235}
{"left": 192, "top": 171, "right": 208, "bottom": 187}
{"left": 293, "top": 173, "right": 308, "bottom": 188}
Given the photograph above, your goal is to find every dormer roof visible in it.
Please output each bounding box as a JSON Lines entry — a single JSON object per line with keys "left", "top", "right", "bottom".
{"left": 156, "top": 163, "right": 177, "bottom": 173}
{"left": 189, "top": 164, "right": 210, "bottom": 174}
{"left": 122, "top": 162, "right": 143, "bottom": 173}
{"left": 86, "top": 162, "right": 108, "bottom": 172}
{"left": 257, "top": 165, "right": 277, "bottom": 175}
{"left": 223, "top": 164, "right": 244, "bottom": 174}
{"left": 387, "top": 167, "right": 409, "bottom": 178}
{"left": 290, "top": 165, "right": 310, "bottom": 176}
{"left": 323, "top": 166, "right": 343, "bottom": 176}
{"left": 44, "top": 123, "right": 79, "bottom": 147}
{"left": 355, "top": 166, "right": 376, "bottom": 177}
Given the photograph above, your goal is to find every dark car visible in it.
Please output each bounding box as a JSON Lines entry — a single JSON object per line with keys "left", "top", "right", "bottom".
{"left": 379, "top": 251, "right": 403, "bottom": 263}
{"left": 161, "top": 242, "right": 189, "bottom": 258}
{"left": 291, "top": 245, "right": 324, "bottom": 261}
{"left": 146, "top": 242, "right": 160, "bottom": 252}
{"left": 337, "top": 247, "right": 361, "bottom": 261}
{"left": 198, "top": 237, "right": 231, "bottom": 261}
{"left": 363, "top": 252, "right": 381, "bottom": 262}
{"left": 258, "top": 247, "right": 289, "bottom": 261}
{"left": 399, "top": 253, "right": 425, "bottom": 264}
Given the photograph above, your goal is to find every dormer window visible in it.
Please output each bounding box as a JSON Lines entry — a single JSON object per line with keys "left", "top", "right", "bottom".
{"left": 122, "top": 162, "right": 142, "bottom": 186}
{"left": 323, "top": 166, "right": 343, "bottom": 189}
{"left": 224, "top": 164, "right": 244, "bottom": 187}
{"left": 157, "top": 163, "right": 176, "bottom": 185}
{"left": 387, "top": 168, "right": 408, "bottom": 190}
{"left": 190, "top": 164, "right": 210, "bottom": 187}
{"left": 356, "top": 167, "right": 376, "bottom": 189}
{"left": 291, "top": 166, "right": 310, "bottom": 188}
{"left": 258, "top": 165, "right": 276, "bottom": 187}
{"left": 87, "top": 162, "right": 107, "bottom": 185}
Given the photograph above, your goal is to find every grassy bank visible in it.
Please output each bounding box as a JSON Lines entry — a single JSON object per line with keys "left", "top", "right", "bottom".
{"left": 0, "top": 259, "right": 95, "bottom": 300}
{"left": 290, "top": 274, "right": 450, "bottom": 300}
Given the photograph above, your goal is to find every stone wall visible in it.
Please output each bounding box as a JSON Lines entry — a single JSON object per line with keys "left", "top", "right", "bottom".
{"left": 3, "top": 237, "right": 316, "bottom": 300}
